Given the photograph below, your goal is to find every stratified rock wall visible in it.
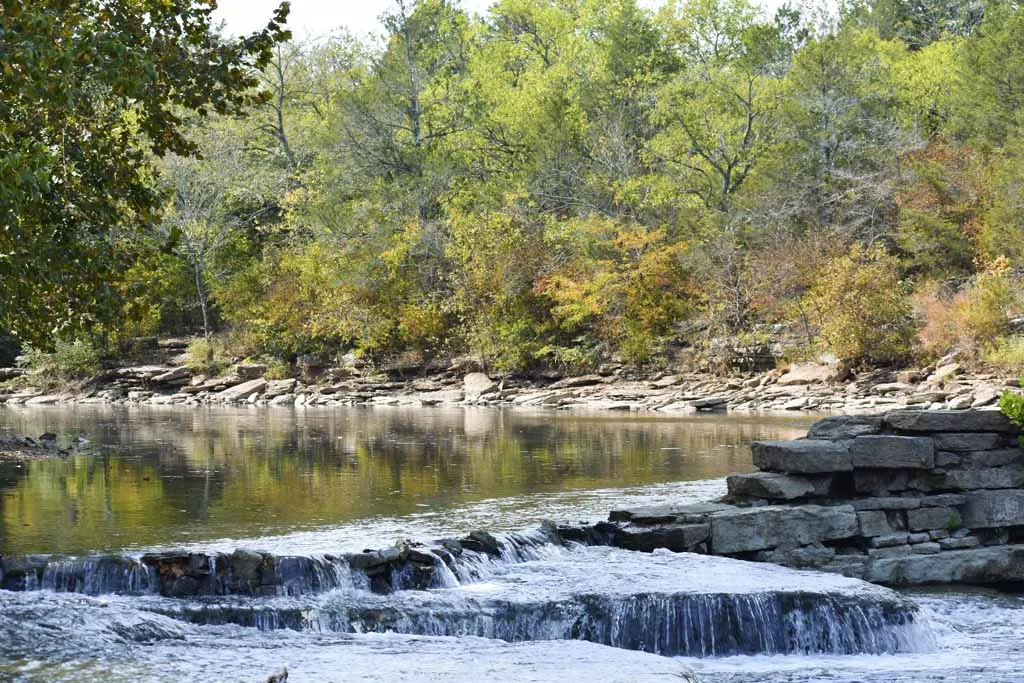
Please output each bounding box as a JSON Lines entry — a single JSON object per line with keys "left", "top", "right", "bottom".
{"left": 609, "top": 409, "right": 1024, "bottom": 588}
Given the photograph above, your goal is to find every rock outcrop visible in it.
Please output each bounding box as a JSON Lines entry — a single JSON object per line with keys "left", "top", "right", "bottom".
{"left": 608, "top": 409, "right": 1024, "bottom": 589}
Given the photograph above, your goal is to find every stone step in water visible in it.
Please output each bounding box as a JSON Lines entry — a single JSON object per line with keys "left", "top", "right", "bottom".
{"left": 0, "top": 526, "right": 565, "bottom": 597}
{"left": 148, "top": 547, "right": 934, "bottom": 658}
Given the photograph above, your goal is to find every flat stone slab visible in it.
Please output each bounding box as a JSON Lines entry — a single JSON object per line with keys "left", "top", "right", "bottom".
{"left": 931, "top": 432, "right": 1011, "bottom": 451}
{"left": 885, "top": 409, "right": 1021, "bottom": 433}
{"left": 850, "top": 435, "right": 934, "bottom": 469}
{"left": 962, "top": 489, "right": 1024, "bottom": 528}
{"left": 217, "top": 378, "right": 267, "bottom": 402}
{"left": 709, "top": 505, "right": 858, "bottom": 554}
{"left": 866, "top": 544, "right": 1024, "bottom": 586}
{"left": 726, "top": 472, "right": 831, "bottom": 501}
{"left": 850, "top": 497, "right": 922, "bottom": 511}
{"left": 857, "top": 510, "right": 894, "bottom": 537}
{"left": 907, "top": 506, "right": 960, "bottom": 532}
{"left": 613, "top": 523, "right": 710, "bottom": 553}
{"left": 608, "top": 503, "right": 732, "bottom": 525}
{"left": 751, "top": 440, "right": 852, "bottom": 474}
{"left": 928, "top": 466, "right": 1024, "bottom": 491}
{"left": 806, "top": 415, "right": 884, "bottom": 440}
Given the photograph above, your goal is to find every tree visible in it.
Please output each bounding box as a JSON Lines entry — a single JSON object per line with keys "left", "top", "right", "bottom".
{"left": 0, "top": 0, "right": 290, "bottom": 344}
{"left": 756, "top": 27, "right": 912, "bottom": 244}
{"left": 649, "top": 0, "right": 790, "bottom": 215}
{"left": 853, "top": 0, "right": 984, "bottom": 49}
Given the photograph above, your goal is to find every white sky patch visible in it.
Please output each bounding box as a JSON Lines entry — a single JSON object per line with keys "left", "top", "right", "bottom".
{"left": 214, "top": 0, "right": 694, "bottom": 40}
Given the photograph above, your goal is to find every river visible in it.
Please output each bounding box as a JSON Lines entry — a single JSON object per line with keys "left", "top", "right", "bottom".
{"left": 0, "top": 406, "right": 1021, "bottom": 682}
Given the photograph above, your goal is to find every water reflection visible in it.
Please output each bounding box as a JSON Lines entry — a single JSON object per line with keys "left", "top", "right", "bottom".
{"left": 0, "top": 406, "right": 813, "bottom": 555}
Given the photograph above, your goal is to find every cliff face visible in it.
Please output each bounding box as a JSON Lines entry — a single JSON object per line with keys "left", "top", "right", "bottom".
{"left": 607, "top": 409, "right": 1024, "bottom": 588}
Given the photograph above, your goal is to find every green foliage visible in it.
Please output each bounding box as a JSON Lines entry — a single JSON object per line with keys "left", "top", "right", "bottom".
{"left": 804, "top": 244, "right": 916, "bottom": 366}
{"left": 984, "top": 337, "right": 1024, "bottom": 375}
{"left": 12, "top": 0, "right": 1024, "bottom": 374}
{"left": 19, "top": 339, "right": 101, "bottom": 382}
{"left": 0, "top": 0, "right": 291, "bottom": 344}
{"left": 956, "top": 257, "right": 1017, "bottom": 346}
{"left": 998, "top": 387, "right": 1024, "bottom": 445}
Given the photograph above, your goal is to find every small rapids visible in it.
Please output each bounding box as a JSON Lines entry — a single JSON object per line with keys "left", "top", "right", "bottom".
{"left": 2, "top": 530, "right": 934, "bottom": 660}
{"left": 152, "top": 546, "right": 931, "bottom": 658}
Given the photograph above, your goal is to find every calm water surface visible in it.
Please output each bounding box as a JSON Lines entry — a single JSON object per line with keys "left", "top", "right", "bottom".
{"left": 0, "top": 406, "right": 813, "bottom": 555}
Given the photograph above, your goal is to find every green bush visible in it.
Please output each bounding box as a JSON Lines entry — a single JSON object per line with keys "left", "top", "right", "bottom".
{"left": 19, "top": 339, "right": 101, "bottom": 381}
{"left": 998, "top": 386, "right": 1024, "bottom": 446}
{"left": 185, "top": 338, "right": 223, "bottom": 374}
{"left": 803, "top": 245, "right": 916, "bottom": 367}
{"left": 984, "top": 336, "right": 1024, "bottom": 374}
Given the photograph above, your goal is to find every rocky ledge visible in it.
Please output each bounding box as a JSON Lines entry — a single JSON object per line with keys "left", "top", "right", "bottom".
{"left": 0, "top": 355, "right": 1020, "bottom": 415}
{"left": 605, "top": 409, "right": 1024, "bottom": 588}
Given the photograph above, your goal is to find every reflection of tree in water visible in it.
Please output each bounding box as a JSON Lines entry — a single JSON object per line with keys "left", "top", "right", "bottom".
{"left": 0, "top": 406, "right": 812, "bottom": 554}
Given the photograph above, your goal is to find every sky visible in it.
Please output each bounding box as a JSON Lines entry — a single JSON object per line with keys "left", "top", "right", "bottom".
{"left": 213, "top": 0, "right": 495, "bottom": 39}
{"left": 213, "top": 0, "right": 670, "bottom": 39}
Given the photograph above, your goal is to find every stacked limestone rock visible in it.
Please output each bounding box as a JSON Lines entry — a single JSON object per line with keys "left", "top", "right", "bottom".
{"left": 609, "top": 409, "right": 1024, "bottom": 588}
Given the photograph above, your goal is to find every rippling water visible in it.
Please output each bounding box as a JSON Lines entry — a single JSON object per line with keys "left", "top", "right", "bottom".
{"left": 1, "top": 405, "right": 1022, "bottom": 682}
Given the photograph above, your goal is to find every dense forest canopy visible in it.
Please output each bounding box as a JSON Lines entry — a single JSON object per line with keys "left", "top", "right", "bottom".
{"left": 3, "top": 0, "right": 1024, "bottom": 374}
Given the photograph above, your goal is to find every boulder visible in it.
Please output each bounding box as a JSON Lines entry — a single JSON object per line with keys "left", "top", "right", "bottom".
{"left": 463, "top": 373, "right": 498, "bottom": 399}
{"left": 885, "top": 409, "right": 1021, "bottom": 434}
{"left": 962, "top": 489, "right": 1024, "bottom": 528}
{"left": 971, "top": 388, "right": 1001, "bottom": 408}
{"left": 417, "top": 389, "right": 466, "bottom": 406}
{"left": 938, "top": 536, "right": 981, "bottom": 550}
{"left": 726, "top": 472, "right": 831, "bottom": 500}
{"left": 217, "top": 378, "right": 267, "bottom": 402}
{"left": 777, "top": 363, "right": 836, "bottom": 386}
{"left": 751, "top": 440, "right": 852, "bottom": 474}
{"left": 869, "top": 533, "right": 910, "bottom": 548}
{"left": 709, "top": 504, "right": 858, "bottom": 554}
{"left": 866, "top": 544, "right": 1024, "bottom": 586}
{"left": 806, "top": 415, "right": 884, "bottom": 440}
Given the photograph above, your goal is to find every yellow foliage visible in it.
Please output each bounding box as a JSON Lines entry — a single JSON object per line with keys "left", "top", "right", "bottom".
{"left": 804, "top": 244, "right": 915, "bottom": 365}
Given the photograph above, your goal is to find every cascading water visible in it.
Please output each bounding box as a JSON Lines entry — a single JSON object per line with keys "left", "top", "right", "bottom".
{"left": 47, "top": 537, "right": 930, "bottom": 659}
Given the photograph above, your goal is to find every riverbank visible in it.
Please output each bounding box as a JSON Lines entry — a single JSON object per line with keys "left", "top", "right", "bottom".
{"left": 1, "top": 353, "right": 1021, "bottom": 415}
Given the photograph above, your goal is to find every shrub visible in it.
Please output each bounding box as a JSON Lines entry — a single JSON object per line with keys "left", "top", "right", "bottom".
{"left": 803, "top": 244, "right": 916, "bottom": 366}
{"left": 185, "top": 338, "right": 225, "bottom": 374}
{"left": 262, "top": 357, "right": 293, "bottom": 381}
{"left": 956, "top": 256, "right": 1016, "bottom": 347}
{"left": 19, "top": 339, "right": 101, "bottom": 381}
{"left": 998, "top": 386, "right": 1024, "bottom": 446}
{"left": 912, "top": 282, "right": 959, "bottom": 360}
{"left": 985, "top": 336, "right": 1024, "bottom": 374}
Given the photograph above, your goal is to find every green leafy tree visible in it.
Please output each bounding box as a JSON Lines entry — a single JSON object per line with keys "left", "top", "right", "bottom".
{"left": 0, "top": 0, "right": 290, "bottom": 344}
